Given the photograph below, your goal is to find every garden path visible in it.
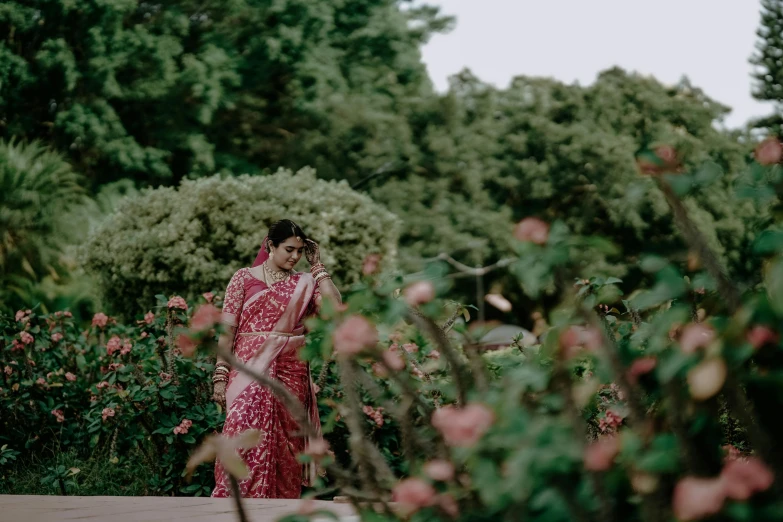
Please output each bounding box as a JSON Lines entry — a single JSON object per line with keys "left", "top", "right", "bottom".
{"left": 0, "top": 495, "right": 356, "bottom": 522}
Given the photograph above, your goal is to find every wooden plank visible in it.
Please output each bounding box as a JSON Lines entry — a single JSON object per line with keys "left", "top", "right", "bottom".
{"left": 0, "top": 496, "right": 357, "bottom": 522}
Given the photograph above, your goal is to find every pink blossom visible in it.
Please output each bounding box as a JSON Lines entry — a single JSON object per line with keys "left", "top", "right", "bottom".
{"left": 141, "top": 331, "right": 149, "bottom": 338}
{"left": 181, "top": 419, "right": 193, "bottom": 429}
{"left": 176, "top": 333, "right": 198, "bottom": 357}
{"left": 202, "top": 292, "right": 215, "bottom": 303}
{"left": 102, "top": 408, "right": 115, "bottom": 421}
{"left": 159, "top": 372, "right": 172, "bottom": 381}
{"left": 639, "top": 145, "right": 680, "bottom": 175}
{"left": 173, "top": 426, "right": 183, "bottom": 434}
{"left": 167, "top": 296, "right": 188, "bottom": 310}
{"left": 65, "top": 372, "right": 76, "bottom": 382}
{"left": 431, "top": 403, "right": 494, "bottom": 447}
{"left": 4, "top": 366, "right": 12, "bottom": 376}
{"left": 96, "top": 381, "right": 110, "bottom": 389}
{"left": 35, "top": 377, "right": 46, "bottom": 386}
{"left": 15, "top": 310, "right": 27, "bottom": 322}
{"left": 51, "top": 333, "right": 63, "bottom": 343}
{"left": 747, "top": 325, "right": 779, "bottom": 350}
{"left": 89, "top": 395, "right": 98, "bottom": 402}
{"left": 106, "top": 335, "right": 121, "bottom": 355}
{"left": 64, "top": 311, "right": 72, "bottom": 318}
{"left": 362, "top": 254, "right": 382, "bottom": 276}
{"left": 436, "top": 494, "right": 459, "bottom": 518}
{"left": 120, "top": 339, "right": 132, "bottom": 355}
{"left": 411, "top": 366, "right": 425, "bottom": 379}
{"left": 332, "top": 315, "right": 378, "bottom": 356}
{"left": 485, "top": 293, "right": 512, "bottom": 312}
{"left": 108, "top": 363, "right": 124, "bottom": 372}
{"left": 191, "top": 304, "right": 221, "bottom": 331}
{"left": 427, "top": 350, "right": 441, "bottom": 359}
{"left": 20, "top": 331, "right": 34, "bottom": 345}
{"left": 362, "top": 405, "right": 385, "bottom": 427}
{"left": 721, "top": 458, "right": 774, "bottom": 500}
{"left": 584, "top": 436, "right": 620, "bottom": 471}
{"left": 672, "top": 477, "right": 726, "bottom": 521}
{"left": 144, "top": 311, "right": 155, "bottom": 325}
{"left": 679, "top": 323, "right": 715, "bottom": 353}
{"left": 372, "top": 362, "right": 387, "bottom": 377}
{"left": 423, "top": 459, "right": 455, "bottom": 482}
{"left": 92, "top": 313, "right": 109, "bottom": 328}
{"left": 402, "top": 343, "right": 419, "bottom": 353}
{"left": 599, "top": 410, "right": 623, "bottom": 434}
{"left": 392, "top": 478, "right": 437, "bottom": 515}
{"left": 514, "top": 217, "right": 550, "bottom": 245}
{"left": 627, "top": 357, "right": 657, "bottom": 384}
{"left": 51, "top": 409, "right": 65, "bottom": 423}
{"left": 755, "top": 137, "right": 783, "bottom": 166}
{"left": 382, "top": 350, "right": 405, "bottom": 371}
{"left": 559, "top": 326, "right": 602, "bottom": 359}
{"left": 404, "top": 281, "right": 436, "bottom": 306}
{"left": 11, "top": 339, "right": 24, "bottom": 351}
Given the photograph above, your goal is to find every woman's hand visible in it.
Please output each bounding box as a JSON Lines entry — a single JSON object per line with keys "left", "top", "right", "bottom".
{"left": 213, "top": 381, "right": 227, "bottom": 406}
{"left": 305, "top": 239, "right": 321, "bottom": 266}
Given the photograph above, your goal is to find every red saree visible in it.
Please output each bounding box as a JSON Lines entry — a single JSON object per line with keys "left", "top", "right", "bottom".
{"left": 211, "top": 265, "right": 321, "bottom": 499}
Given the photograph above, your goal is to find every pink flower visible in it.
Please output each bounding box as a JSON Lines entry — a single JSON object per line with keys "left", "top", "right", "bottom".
{"left": 392, "top": 478, "right": 437, "bottom": 515}
{"left": 202, "top": 292, "right": 215, "bottom": 303}
{"left": 755, "top": 137, "right": 783, "bottom": 166}
{"left": 436, "top": 494, "right": 459, "bottom": 518}
{"left": 108, "top": 363, "right": 124, "bottom": 372}
{"left": 92, "top": 313, "right": 109, "bottom": 328}
{"left": 559, "top": 326, "right": 602, "bottom": 359}
{"left": 97, "top": 381, "right": 110, "bottom": 389}
{"left": 51, "top": 409, "right": 65, "bottom": 423}
{"left": 404, "top": 281, "right": 436, "bottom": 306}
{"left": 423, "top": 459, "right": 455, "bottom": 482}
{"left": 106, "top": 335, "right": 122, "bottom": 355}
{"left": 64, "top": 311, "right": 73, "bottom": 318}
{"left": 639, "top": 145, "right": 680, "bottom": 175}
{"left": 332, "top": 315, "right": 378, "bottom": 357}
{"left": 687, "top": 358, "right": 727, "bottom": 401}
{"left": 120, "top": 339, "right": 132, "bottom": 355}
{"left": 51, "top": 332, "right": 63, "bottom": 343}
{"left": 167, "top": 296, "right": 188, "bottom": 310}
{"left": 627, "top": 357, "right": 657, "bottom": 384}
{"left": 3, "top": 366, "right": 11, "bottom": 375}
{"left": 141, "top": 331, "right": 148, "bottom": 338}
{"left": 584, "top": 436, "right": 620, "bottom": 471}
{"left": 514, "top": 217, "right": 550, "bottom": 245}
{"left": 431, "top": 403, "right": 494, "bottom": 447}
{"left": 485, "top": 293, "right": 512, "bottom": 312}
{"left": 382, "top": 350, "right": 405, "bottom": 371}
{"left": 174, "top": 419, "right": 193, "bottom": 435}
{"left": 747, "top": 325, "right": 779, "bottom": 350}
{"left": 304, "top": 438, "right": 330, "bottom": 461}
{"left": 15, "top": 310, "right": 28, "bottom": 322}
{"left": 11, "top": 339, "right": 24, "bottom": 352}
{"left": 599, "top": 410, "right": 623, "bottom": 434}
{"left": 159, "top": 372, "right": 172, "bottom": 381}
{"left": 20, "top": 331, "right": 34, "bottom": 345}
{"left": 181, "top": 419, "right": 193, "bottom": 429}
{"left": 191, "top": 304, "right": 221, "bottom": 331}
{"left": 402, "top": 343, "right": 419, "bottom": 354}
{"left": 679, "top": 323, "right": 715, "bottom": 353}
{"left": 362, "top": 405, "right": 385, "bottom": 427}
{"left": 721, "top": 457, "right": 774, "bottom": 500}
{"left": 176, "top": 333, "right": 198, "bottom": 357}
{"left": 65, "top": 372, "right": 76, "bottom": 382}
{"left": 672, "top": 477, "right": 726, "bottom": 521}
{"left": 362, "top": 254, "right": 382, "bottom": 276}
{"left": 102, "top": 408, "right": 115, "bottom": 421}
{"left": 173, "top": 426, "right": 183, "bottom": 435}
{"left": 36, "top": 377, "right": 46, "bottom": 386}
{"left": 427, "top": 350, "right": 441, "bottom": 359}
{"left": 144, "top": 311, "right": 155, "bottom": 325}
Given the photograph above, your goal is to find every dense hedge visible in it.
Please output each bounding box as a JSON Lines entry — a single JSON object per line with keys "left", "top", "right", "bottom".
{"left": 82, "top": 168, "right": 400, "bottom": 318}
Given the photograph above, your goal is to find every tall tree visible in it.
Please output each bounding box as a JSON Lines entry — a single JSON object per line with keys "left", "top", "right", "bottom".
{"left": 751, "top": 0, "right": 783, "bottom": 132}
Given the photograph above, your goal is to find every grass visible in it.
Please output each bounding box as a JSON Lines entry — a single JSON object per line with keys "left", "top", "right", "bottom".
{"left": 1, "top": 449, "right": 156, "bottom": 496}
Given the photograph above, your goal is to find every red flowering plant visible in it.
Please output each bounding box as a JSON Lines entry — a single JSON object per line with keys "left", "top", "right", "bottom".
{"left": 0, "top": 291, "right": 225, "bottom": 496}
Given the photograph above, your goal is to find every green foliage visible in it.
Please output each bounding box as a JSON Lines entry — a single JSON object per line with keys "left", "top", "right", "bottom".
{"left": 0, "top": 0, "right": 451, "bottom": 188}
{"left": 751, "top": 0, "right": 783, "bottom": 131}
{"left": 0, "top": 140, "right": 87, "bottom": 313}
{"left": 82, "top": 168, "right": 400, "bottom": 318}
{"left": 0, "top": 301, "right": 223, "bottom": 496}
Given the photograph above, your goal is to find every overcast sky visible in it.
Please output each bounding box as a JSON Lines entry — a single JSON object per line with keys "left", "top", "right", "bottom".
{"left": 419, "top": 0, "right": 772, "bottom": 129}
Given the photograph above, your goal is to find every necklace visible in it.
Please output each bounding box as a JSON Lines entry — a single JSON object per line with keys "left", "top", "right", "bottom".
{"left": 263, "top": 260, "right": 292, "bottom": 284}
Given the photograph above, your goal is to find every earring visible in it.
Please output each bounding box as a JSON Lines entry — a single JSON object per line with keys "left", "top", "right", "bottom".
{"left": 265, "top": 240, "right": 271, "bottom": 254}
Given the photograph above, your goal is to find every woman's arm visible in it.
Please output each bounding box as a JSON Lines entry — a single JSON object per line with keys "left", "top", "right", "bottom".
{"left": 305, "top": 240, "right": 342, "bottom": 309}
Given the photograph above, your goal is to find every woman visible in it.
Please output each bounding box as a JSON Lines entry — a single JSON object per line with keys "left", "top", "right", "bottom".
{"left": 210, "top": 219, "right": 341, "bottom": 498}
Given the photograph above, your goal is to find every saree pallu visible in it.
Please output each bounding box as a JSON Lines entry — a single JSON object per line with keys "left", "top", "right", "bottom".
{"left": 212, "top": 269, "right": 321, "bottom": 499}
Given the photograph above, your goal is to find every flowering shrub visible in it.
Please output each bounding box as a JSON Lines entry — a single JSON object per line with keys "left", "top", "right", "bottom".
{"left": 0, "top": 295, "right": 225, "bottom": 496}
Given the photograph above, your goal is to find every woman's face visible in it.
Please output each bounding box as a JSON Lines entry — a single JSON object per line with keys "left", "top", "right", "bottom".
{"left": 270, "top": 236, "right": 304, "bottom": 270}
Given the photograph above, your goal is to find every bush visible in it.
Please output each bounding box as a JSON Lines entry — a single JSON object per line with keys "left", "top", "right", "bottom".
{"left": 82, "top": 168, "right": 400, "bottom": 318}
{"left": 0, "top": 298, "right": 224, "bottom": 496}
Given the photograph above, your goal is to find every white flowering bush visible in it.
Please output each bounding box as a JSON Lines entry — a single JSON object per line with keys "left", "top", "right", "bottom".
{"left": 82, "top": 168, "right": 400, "bottom": 317}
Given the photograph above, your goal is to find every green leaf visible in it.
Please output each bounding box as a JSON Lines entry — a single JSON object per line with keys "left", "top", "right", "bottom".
{"left": 693, "top": 161, "right": 723, "bottom": 187}
{"left": 754, "top": 230, "right": 783, "bottom": 255}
